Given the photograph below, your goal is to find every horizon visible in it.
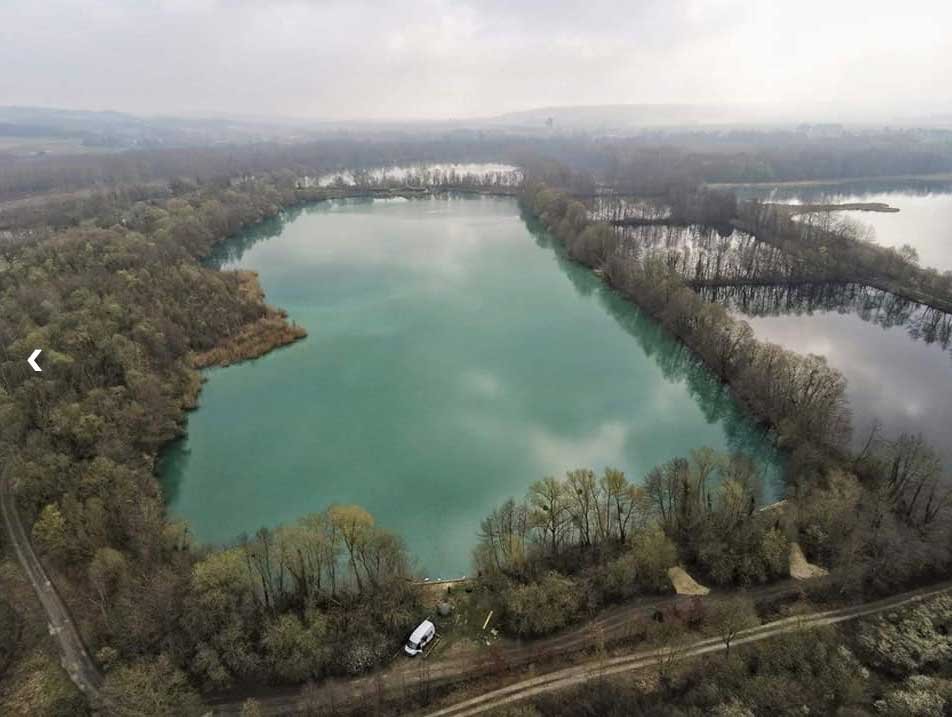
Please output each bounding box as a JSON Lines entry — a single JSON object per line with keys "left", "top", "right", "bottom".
{"left": 4, "top": 100, "right": 952, "bottom": 130}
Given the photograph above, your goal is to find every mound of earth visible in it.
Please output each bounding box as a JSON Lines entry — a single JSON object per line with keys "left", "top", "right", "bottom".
{"left": 789, "top": 543, "right": 829, "bottom": 580}
{"left": 667, "top": 566, "right": 710, "bottom": 596}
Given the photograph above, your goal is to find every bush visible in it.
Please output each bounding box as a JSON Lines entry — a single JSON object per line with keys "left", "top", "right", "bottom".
{"left": 593, "top": 552, "right": 640, "bottom": 602}
{"left": 874, "top": 675, "right": 952, "bottom": 716}
{"left": 261, "top": 612, "right": 328, "bottom": 683}
{"left": 503, "top": 572, "right": 583, "bottom": 637}
{"left": 629, "top": 526, "right": 678, "bottom": 592}
{"left": 99, "top": 655, "right": 203, "bottom": 716}
{"left": 856, "top": 596, "right": 952, "bottom": 677}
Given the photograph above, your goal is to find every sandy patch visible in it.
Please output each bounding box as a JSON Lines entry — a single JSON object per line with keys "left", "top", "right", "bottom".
{"left": 667, "top": 566, "right": 710, "bottom": 596}
{"left": 789, "top": 543, "right": 829, "bottom": 580}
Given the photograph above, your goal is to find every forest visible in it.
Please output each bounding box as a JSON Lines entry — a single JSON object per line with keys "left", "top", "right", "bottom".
{"left": 737, "top": 201, "right": 952, "bottom": 312}
{"left": 0, "top": 172, "right": 429, "bottom": 713}
{"left": 3, "top": 127, "right": 952, "bottom": 202}
{"left": 1, "top": 131, "right": 952, "bottom": 714}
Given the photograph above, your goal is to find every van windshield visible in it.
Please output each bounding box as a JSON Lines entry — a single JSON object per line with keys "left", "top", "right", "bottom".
{"left": 407, "top": 640, "right": 419, "bottom": 649}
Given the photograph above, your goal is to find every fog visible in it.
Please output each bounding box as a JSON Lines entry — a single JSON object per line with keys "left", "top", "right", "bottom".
{"left": 1, "top": 0, "right": 950, "bottom": 122}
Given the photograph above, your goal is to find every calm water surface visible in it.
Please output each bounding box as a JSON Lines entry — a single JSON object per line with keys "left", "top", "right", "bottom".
{"left": 702, "top": 282, "right": 952, "bottom": 472}
{"left": 160, "top": 197, "right": 782, "bottom": 577}
{"left": 713, "top": 183, "right": 952, "bottom": 469}
{"left": 736, "top": 180, "right": 952, "bottom": 273}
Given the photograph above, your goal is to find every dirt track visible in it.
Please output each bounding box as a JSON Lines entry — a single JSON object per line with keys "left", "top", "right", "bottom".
{"left": 424, "top": 580, "right": 952, "bottom": 717}
{"left": 6, "top": 476, "right": 952, "bottom": 717}
{"left": 5, "top": 473, "right": 950, "bottom": 716}
{"left": 207, "top": 581, "right": 812, "bottom": 714}
{"left": 0, "top": 481, "right": 103, "bottom": 698}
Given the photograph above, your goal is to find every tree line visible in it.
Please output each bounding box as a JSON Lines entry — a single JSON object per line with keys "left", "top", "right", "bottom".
{"left": 316, "top": 165, "right": 522, "bottom": 190}
{"left": 523, "top": 183, "right": 853, "bottom": 455}
{"left": 524, "top": 183, "right": 951, "bottom": 508}
{"left": 739, "top": 200, "right": 952, "bottom": 313}
{"left": 0, "top": 135, "right": 525, "bottom": 200}
{"left": 513, "top": 183, "right": 952, "bottom": 610}
{"left": 9, "top": 126, "right": 947, "bottom": 204}
{"left": 473, "top": 449, "right": 791, "bottom": 638}
{"left": 474, "top": 440, "right": 951, "bottom": 640}
{"left": 614, "top": 222, "right": 814, "bottom": 287}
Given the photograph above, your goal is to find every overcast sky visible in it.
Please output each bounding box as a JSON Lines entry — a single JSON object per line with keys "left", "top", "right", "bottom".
{"left": 1, "top": 0, "right": 950, "bottom": 121}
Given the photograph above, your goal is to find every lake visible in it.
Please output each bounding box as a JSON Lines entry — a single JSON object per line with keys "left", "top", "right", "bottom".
{"left": 612, "top": 215, "right": 952, "bottom": 475}
{"left": 160, "top": 196, "right": 783, "bottom": 578}
{"left": 734, "top": 180, "right": 952, "bottom": 273}
{"left": 699, "top": 282, "right": 952, "bottom": 470}
{"left": 709, "top": 181, "right": 952, "bottom": 472}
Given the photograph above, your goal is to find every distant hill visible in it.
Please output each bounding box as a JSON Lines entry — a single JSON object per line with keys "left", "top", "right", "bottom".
{"left": 481, "top": 103, "right": 952, "bottom": 132}
{"left": 3, "top": 104, "right": 949, "bottom": 159}
{"left": 0, "top": 106, "right": 317, "bottom": 155}
{"left": 483, "top": 104, "right": 771, "bottom": 131}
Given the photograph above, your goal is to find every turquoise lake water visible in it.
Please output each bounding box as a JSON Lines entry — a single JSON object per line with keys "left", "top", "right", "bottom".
{"left": 160, "top": 196, "right": 783, "bottom": 577}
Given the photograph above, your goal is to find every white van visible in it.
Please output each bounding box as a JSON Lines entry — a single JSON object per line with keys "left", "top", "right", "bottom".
{"left": 404, "top": 619, "right": 436, "bottom": 656}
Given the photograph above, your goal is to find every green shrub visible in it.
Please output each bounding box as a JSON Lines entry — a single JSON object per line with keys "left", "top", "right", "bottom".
{"left": 503, "top": 572, "right": 583, "bottom": 637}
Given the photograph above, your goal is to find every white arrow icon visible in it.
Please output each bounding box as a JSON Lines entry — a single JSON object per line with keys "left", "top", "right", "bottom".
{"left": 28, "top": 349, "right": 42, "bottom": 372}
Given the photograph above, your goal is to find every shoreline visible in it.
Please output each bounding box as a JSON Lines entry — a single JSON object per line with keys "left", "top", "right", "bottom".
{"left": 781, "top": 201, "right": 899, "bottom": 213}
{"left": 523, "top": 186, "right": 850, "bottom": 471}
{"left": 731, "top": 214, "right": 952, "bottom": 316}
{"left": 185, "top": 188, "right": 522, "bottom": 369}
{"left": 191, "top": 271, "right": 307, "bottom": 370}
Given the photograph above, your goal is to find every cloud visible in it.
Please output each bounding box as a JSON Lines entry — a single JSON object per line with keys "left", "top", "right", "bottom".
{"left": 0, "top": 0, "right": 949, "bottom": 119}
{"left": 460, "top": 370, "right": 503, "bottom": 399}
{"left": 528, "top": 421, "right": 629, "bottom": 475}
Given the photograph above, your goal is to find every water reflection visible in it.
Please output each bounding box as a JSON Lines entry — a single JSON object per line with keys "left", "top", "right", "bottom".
{"left": 610, "top": 208, "right": 952, "bottom": 472}
{"left": 315, "top": 162, "right": 522, "bottom": 188}
{"left": 166, "top": 196, "right": 785, "bottom": 577}
{"left": 586, "top": 194, "right": 670, "bottom": 223}
{"left": 698, "top": 283, "right": 952, "bottom": 354}
{"left": 699, "top": 281, "right": 952, "bottom": 472}
{"left": 207, "top": 195, "right": 511, "bottom": 276}
{"left": 525, "top": 213, "right": 784, "bottom": 485}
{"left": 613, "top": 223, "right": 811, "bottom": 285}
{"left": 734, "top": 181, "right": 952, "bottom": 273}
